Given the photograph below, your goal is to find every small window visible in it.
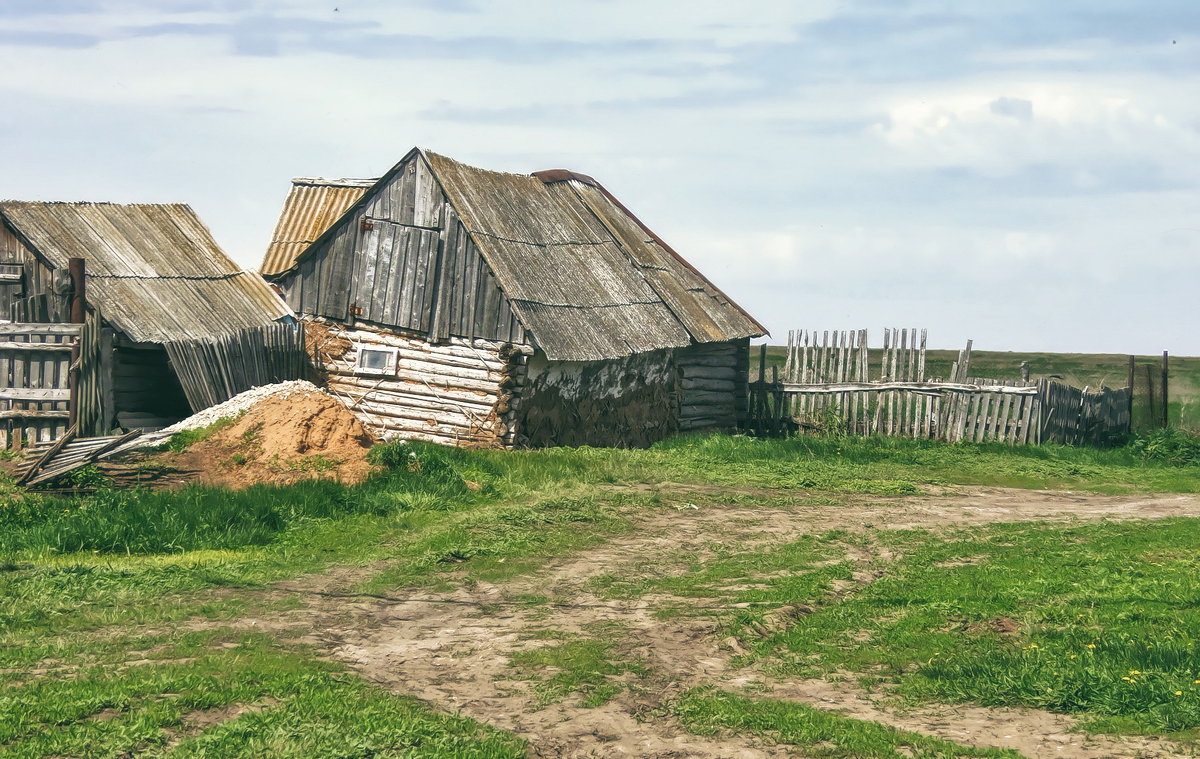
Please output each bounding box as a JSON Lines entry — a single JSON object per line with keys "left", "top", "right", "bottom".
{"left": 356, "top": 346, "right": 397, "bottom": 376}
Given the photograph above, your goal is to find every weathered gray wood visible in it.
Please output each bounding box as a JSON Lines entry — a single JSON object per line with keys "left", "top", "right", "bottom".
{"left": 0, "top": 387, "right": 71, "bottom": 401}
{"left": 16, "top": 424, "right": 76, "bottom": 483}
{"left": 0, "top": 323, "right": 83, "bottom": 336}
{"left": 0, "top": 409, "right": 69, "bottom": 420}
{"left": 355, "top": 223, "right": 382, "bottom": 322}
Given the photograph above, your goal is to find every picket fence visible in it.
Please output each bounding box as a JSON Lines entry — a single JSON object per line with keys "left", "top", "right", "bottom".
{"left": 748, "top": 328, "right": 1131, "bottom": 447}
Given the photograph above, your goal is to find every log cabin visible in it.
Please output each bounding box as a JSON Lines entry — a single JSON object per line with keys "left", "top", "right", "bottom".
{"left": 263, "top": 148, "right": 766, "bottom": 448}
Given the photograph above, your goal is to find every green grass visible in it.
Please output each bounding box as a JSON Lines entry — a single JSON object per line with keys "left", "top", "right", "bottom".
{"left": 506, "top": 628, "right": 648, "bottom": 707}
{"left": 3, "top": 434, "right": 1200, "bottom": 754}
{"left": 674, "top": 688, "right": 1021, "bottom": 758}
{"left": 6, "top": 434, "right": 1199, "bottom": 562}
{"left": 156, "top": 415, "right": 241, "bottom": 453}
{"left": 1, "top": 631, "right": 525, "bottom": 758}
{"left": 608, "top": 516, "right": 1200, "bottom": 736}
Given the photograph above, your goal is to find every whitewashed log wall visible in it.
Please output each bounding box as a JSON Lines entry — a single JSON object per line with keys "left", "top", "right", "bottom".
{"left": 514, "top": 348, "right": 680, "bottom": 448}
{"left": 308, "top": 319, "right": 525, "bottom": 448}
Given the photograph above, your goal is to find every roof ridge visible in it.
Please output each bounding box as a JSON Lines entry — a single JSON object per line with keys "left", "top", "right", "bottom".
{"left": 290, "top": 177, "right": 378, "bottom": 187}
{"left": 0, "top": 200, "right": 190, "bottom": 208}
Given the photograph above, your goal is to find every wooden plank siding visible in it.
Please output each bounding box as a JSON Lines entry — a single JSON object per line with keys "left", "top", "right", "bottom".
{"left": 282, "top": 153, "right": 526, "bottom": 346}
{"left": 0, "top": 220, "right": 56, "bottom": 320}
{"left": 163, "top": 323, "right": 309, "bottom": 413}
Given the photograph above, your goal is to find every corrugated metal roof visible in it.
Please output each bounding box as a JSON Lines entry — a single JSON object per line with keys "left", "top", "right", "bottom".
{"left": 424, "top": 151, "right": 765, "bottom": 361}
{"left": 0, "top": 201, "right": 292, "bottom": 343}
{"left": 260, "top": 178, "right": 374, "bottom": 275}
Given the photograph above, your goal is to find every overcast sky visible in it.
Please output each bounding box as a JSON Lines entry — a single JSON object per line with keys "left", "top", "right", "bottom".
{"left": 1, "top": 1, "right": 1196, "bottom": 354}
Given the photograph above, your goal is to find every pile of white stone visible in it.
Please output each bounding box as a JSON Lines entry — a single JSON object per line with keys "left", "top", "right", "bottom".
{"left": 109, "top": 381, "right": 331, "bottom": 455}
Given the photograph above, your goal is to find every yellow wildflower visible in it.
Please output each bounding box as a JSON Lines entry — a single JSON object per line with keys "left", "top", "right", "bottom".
{"left": 1122, "top": 677, "right": 1134, "bottom": 682}
{"left": 1086, "top": 644, "right": 1096, "bottom": 649}
{"left": 1129, "top": 670, "right": 1141, "bottom": 675}
{"left": 1177, "top": 691, "right": 1184, "bottom": 696}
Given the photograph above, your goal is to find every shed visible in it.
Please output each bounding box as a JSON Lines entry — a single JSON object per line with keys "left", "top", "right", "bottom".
{"left": 0, "top": 201, "right": 298, "bottom": 435}
{"left": 266, "top": 148, "right": 766, "bottom": 447}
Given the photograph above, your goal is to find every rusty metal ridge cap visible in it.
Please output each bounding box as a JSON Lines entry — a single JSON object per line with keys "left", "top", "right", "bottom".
{"left": 531, "top": 169, "right": 599, "bottom": 187}
{"left": 290, "top": 177, "right": 378, "bottom": 188}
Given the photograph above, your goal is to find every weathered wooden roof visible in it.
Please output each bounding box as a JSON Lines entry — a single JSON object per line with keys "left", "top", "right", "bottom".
{"left": 260, "top": 177, "right": 375, "bottom": 276}
{"left": 0, "top": 201, "right": 292, "bottom": 343}
{"left": 273, "top": 149, "right": 765, "bottom": 361}
{"left": 429, "top": 152, "right": 764, "bottom": 360}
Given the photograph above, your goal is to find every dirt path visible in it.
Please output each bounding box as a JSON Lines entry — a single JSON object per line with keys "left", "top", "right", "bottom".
{"left": 272, "top": 488, "right": 1200, "bottom": 758}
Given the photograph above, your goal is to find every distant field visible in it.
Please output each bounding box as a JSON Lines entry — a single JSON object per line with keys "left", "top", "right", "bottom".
{"left": 750, "top": 346, "right": 1200, "bottom": 431}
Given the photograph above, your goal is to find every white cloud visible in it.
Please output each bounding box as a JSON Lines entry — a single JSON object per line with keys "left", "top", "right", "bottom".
{"left": 0, "top": 0, "right": 1197, "bottom": 355}
{"left": 870, "top": 79, "right": 1200, "bottom": 181}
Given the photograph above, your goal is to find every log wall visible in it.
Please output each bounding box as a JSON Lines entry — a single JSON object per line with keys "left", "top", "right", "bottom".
{"left": 307, "top": 320, "right": 522, "bottom": 447}
{"left": 677, "top": 339, "right": 744, "bottom": 432}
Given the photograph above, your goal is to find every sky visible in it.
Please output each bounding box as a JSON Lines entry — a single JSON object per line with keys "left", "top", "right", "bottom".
{"left": 0, "top": 1, "right": 1197, "bottom": 355}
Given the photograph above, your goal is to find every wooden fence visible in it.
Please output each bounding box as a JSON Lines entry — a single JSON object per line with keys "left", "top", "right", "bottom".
{"left": 1038, "top": 379, "right": 1131, "bottom": 447}
{"left": 0, "top": 323, "right": 79, "bottom": 448}
{"left": 164, "top": 322, "right": 308, "bottom": 412}
{"left": 747, "top": 328, "right": 1131, "bottom": 447}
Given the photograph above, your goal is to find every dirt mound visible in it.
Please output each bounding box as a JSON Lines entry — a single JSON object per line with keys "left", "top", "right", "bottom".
{"left": 173, "top": 391, "right": 377, "bottom": 488}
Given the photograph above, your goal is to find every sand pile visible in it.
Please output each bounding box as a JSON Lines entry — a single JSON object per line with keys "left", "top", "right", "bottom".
{"left": 173, "top": 390, "right": 377, "bottom": 488}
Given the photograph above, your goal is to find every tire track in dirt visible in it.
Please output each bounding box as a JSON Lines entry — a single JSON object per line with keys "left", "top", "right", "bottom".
{"left": 269, "top": 488, "right": 1200, "bottom": 758}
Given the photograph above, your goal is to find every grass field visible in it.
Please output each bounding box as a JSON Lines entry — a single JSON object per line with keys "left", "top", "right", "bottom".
{"left": 749, "top": 345, "right": 1200, "bottom": 431}
{"left": 3, "top": 434, "right": 1200, "bottom": 756}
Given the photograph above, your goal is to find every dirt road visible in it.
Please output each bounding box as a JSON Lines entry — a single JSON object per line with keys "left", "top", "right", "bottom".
{"left": 270, "top": 487, "right": 1200, "bottom": 758}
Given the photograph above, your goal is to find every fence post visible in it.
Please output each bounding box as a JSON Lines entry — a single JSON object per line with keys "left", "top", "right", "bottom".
{"left": 1161, "top": 351, "right": 1169, "bottom": 429}
{"left": 1126, "top": 355, "right": 1134, "bottom": 429}
{"left": 67, "top": 258, "right": 86, "bottom": 430}
{"left": 1145, "top": 364, "right": 1156, "bottom": 428}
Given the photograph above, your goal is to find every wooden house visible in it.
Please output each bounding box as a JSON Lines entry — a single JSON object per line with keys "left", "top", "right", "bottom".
{"left": 0, "top": 201, "right": 298, "bottom": 438}
{"left": 263, "top": 149, "right": 765, "bottom": 448}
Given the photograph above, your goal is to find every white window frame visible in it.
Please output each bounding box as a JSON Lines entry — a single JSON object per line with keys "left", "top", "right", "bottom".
{"left": 355, "top": 345, "right": 398, "bottom": 376}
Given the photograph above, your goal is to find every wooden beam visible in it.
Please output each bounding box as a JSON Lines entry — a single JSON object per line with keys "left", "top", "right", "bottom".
{"left": 16, "top": 425, "right": 76, "bottom": 484}
{"left": 0, "top": 387, "right": 71, "bottom": 401}
{"left": 778, "top": 380, "right": 1038, "bottom": 395}
{"left": 0, "top": 341, "right": 74, "bottom": 352}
